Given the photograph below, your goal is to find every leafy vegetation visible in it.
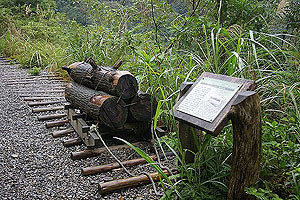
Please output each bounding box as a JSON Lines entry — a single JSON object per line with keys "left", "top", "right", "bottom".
{"left": 0, "top": 0, "right": 299, "bottom": 199}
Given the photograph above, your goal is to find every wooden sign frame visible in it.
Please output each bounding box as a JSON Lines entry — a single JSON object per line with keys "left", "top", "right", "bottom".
{"left": 173, "top": 72, "right": 255, "bottom": 136}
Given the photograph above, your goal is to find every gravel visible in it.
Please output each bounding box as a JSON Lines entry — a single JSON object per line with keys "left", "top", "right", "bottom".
{"left": 0, "top": 58, "right": 176, "bottom": 200}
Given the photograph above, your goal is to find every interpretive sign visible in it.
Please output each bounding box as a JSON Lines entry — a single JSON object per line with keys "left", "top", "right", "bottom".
{"left": 176, "top": 77, "right": 241, "bottom": 122}
{"left": 173, "top": 72, "right": 255, "bottom": 135}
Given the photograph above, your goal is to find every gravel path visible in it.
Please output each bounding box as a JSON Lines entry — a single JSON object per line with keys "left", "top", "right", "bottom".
{"left": 0, "top": 58, "right": 175, "bottom": 200}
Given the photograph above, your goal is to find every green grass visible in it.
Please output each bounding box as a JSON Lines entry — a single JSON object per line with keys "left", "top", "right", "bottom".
{"left": 0, "top": 0, "right": 299, "bottom": 199}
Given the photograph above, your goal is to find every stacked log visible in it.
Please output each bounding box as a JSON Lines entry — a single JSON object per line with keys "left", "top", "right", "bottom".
{"left": 62, "top": 62, "right": 138, "bottom": 100}
{"left": 65, "top": 82, "right": 128, "bottom": 129}
{"left": 63, "top": 61, "right": 158, "bottom": 135}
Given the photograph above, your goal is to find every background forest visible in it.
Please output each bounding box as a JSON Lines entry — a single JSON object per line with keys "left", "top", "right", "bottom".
{"left": 0, "top": 0, "right": 299, "bottom": 199}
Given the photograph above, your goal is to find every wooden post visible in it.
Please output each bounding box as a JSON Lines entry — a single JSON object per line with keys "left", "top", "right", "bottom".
{"left": 228, "top": 91, "right": 261, "bottom": 200}
{"left": 173, "top": 72, "right": 262, "bottom": 200}
{"left": 178, "top": 82, "right": 202, "bottom": 163}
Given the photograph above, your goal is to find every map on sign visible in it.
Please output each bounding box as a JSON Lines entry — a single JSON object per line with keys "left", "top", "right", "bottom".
{"left": 176, "top": 77, "right": 242, "bottom": 122}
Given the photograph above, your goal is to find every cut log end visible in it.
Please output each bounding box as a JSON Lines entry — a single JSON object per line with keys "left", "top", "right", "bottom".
{"left": 129, "top": 92, "right": 158, "bottom": 122}
{"left": 98, "top": 96, "right": 128, "bottom": 129}
{"left": 115, "top": 73, "right": 138, "bottom": 100}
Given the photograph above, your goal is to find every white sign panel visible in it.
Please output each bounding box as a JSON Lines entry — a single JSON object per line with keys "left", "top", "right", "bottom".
{"left": 176, "top": 77, "right": 241, "bottom": 122}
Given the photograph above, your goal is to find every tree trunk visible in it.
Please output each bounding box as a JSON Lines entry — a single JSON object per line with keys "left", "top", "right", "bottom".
{"left": 65, "top": 82, "right": 128, "bottom": 129}
{"left": 129, "top": 91, "right": 158, "bottom": 122}
{"left": 228, "top": 92, "right": 261, "bottom": 200}
{"left": 62, "top": 62, "right": 138, "bottom": 99}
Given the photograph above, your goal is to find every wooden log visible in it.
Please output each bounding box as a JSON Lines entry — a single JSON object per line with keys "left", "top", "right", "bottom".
{"left": 28, "top": 100, "right": 66, "bottom": 107}
{"left": 227, "top": 91, "right": 262, "bottom": 200}
{"left": 129, "top": 91, "right": 158, "bottom": 122}
{"left": 62, "top": 137, "right": 83, "bottom": 147}
{"left": 37, "top": 113, "right": 67, "bottom": 121}
{"left": 62, "top": 62, "right": 138, "bottom": 99}
{"left": 32, "top": 106, "right": 65, "bottom": 113}
{"left": 99, "top": 169, "right": 178, "bottom": 194}
{"left": 71, "top": 142, "right": 143, "bottom": 160}
{"left": 82, "top": 152, "right": 173, "bottom": 175}
{"left": 52, "top": 127, "right": 74, "bottom": 138}
{"left": 65, "top": 82, "right": 128, "bottom": 129}
{"left": 45, "top": 119, "right": 69, "bottom": 128}
{"left": 83, "top": 155, "right": 157, "bottom": 176}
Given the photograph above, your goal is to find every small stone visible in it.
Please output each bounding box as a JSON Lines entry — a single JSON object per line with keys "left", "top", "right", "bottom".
{"left": 90, "top": 180, "right": 98, "bottom": 185}
{"left": 11, "top": 154, "right": 18, "bottom": 158}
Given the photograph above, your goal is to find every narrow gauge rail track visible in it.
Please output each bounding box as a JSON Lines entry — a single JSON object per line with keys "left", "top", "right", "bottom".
{"left": 0, "top": 57, "right": 175, "bottom": 199}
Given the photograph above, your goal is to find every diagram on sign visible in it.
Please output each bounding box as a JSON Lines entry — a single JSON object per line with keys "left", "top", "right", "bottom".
{"left": 176, "top": 77, "right": 242, "bottom": 122}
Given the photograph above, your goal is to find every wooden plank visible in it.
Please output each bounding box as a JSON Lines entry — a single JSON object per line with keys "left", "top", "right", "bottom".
{"left": 18, "top": 90, "right": 65, "bottom": 94}
{"left": 2, "top": 74, "right": 55, "bottom": 79}
{"left": 5, "top": 77, "right": 62, "bottom": 82}
{"left": 32, "top": 106, "right": 64, "bottom": 113}
{"left": 24, "top": 97, "right": 64, "bottom": 101}
{"left": 45, "top": 119, "right": 69, "bottom": 128}
{"left": 52, "top": 127, "right": 74, "bottom": 138}
{"left": 20, "top": 94, "right": 64, "bottom": 98}
{"left": 37, "top": 113, "right": 67, "bottom": 121}
{"left": 28, "top": 101, "right": 66, "bottom": 107}
{"left": 6, "top": 80, "right": 67, "bottom": 85}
